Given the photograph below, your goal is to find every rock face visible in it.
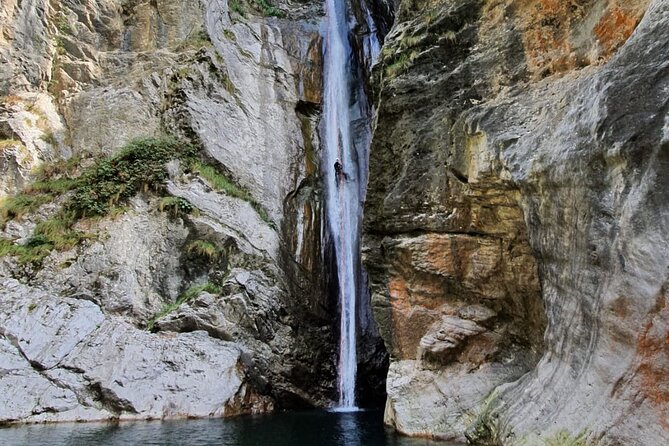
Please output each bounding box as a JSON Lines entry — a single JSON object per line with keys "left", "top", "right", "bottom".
{"left": 0, "top": 278, "right": 266, "bottom": 423}
{"left": 366, "top": 0, "right": 668, "bottom": 444}
{"left": 0, "top": 0, "right": 349, "bottom": 422}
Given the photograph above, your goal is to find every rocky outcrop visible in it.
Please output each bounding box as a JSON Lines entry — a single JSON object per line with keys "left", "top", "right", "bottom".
{"left": 366, "top": 0, "right": 668, "bottom": 444}
{"left": 0, "top": 278, "right": 268, "bottom": 422}
{"left": 0, "top": 0, "right": 343, "bottom": 422}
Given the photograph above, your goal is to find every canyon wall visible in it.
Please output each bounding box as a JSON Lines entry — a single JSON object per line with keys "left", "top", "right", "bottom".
{"left": 0, "top": 0, "right": 339, "bottom": 422}
{"left": 365, "top": 0, "right": 669, "bottom": 444}
{"left": 2, "top": 0, "right": 668, "bottom": 443}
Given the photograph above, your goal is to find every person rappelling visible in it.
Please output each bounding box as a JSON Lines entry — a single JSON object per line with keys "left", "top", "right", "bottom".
{"left": 334, "top": 132, "right": 349, "bottom": 185}
{"left": 334, "top": 158, "right": 349, "bottom": 184}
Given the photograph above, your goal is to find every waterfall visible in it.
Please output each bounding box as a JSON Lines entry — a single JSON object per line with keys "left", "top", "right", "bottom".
{"left": 324, "top": 0, "right": 358, "bottom": 410}
{"left": 323, "top": 0, "right": 381, "bottom": 410}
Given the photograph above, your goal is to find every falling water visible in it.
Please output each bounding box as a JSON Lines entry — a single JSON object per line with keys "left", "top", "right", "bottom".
{"left": 323, "top": 0, "right": 360, "bottom": 410}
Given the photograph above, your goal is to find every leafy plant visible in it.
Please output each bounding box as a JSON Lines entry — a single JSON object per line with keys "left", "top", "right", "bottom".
{"left": 0, "top": 137, "right": 197, "bottom": 265}
{"left": 158, "top": 196, "right": 196, "bottom": 217}
{"left": 69, "top": 137, "right": 197, "bottom": 217}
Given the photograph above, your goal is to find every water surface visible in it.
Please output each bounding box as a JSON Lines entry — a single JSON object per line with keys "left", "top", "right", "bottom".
{"left": 0, "top": 410, "right": 462, "bottom": 446}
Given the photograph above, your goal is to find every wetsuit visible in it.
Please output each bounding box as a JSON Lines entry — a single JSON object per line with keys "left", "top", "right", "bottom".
{"left": 334, "top": 160, "right": 348, "bottom": 184}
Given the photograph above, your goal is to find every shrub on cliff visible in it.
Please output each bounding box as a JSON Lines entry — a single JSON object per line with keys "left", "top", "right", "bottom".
{"left": 0, "top": 137, "right": 198, "bottom": 264}
{"left": 69, "top": 137, "right": 197, "bottom": 217}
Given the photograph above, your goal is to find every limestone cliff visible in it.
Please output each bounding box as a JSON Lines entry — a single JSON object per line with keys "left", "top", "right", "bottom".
{"left": 366, "top": 0, "right": 668, "bottom": 444}
{"left": 0, "top": 0, "right": 339, "bottom": 422}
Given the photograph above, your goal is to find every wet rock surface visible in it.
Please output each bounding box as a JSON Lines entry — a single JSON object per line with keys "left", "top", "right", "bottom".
{"left": 366, "top": 0, "right": 668, "bottom": 444}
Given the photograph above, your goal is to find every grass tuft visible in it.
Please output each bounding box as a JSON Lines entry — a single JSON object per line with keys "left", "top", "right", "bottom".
{"left": 0, "top": 139, "right": 23, "bottom": 151}
{"left": 186, "top": 239, "right": 222, "bottom": 260}
{"left": 253, "top": 0, "right": 284, "bottom": 17}
{"left": 40, "top": 132, "right": 58, "bottom": 146}
{"left": 190, "top": 161, "right": 273, "bottom": 227}
{"left": 147, "top": 282, "right": 222, "bottom": 331}
{"left": 384, "top": 51, "right": 419, "bottom": 78}
{"left": 0, "top": 194, "right": 52, "bottom": 223}
{"left": 230, "top": 0, "right": 246, "bottom": 17}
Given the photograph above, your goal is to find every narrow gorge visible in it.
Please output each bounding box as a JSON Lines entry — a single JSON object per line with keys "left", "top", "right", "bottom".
{"left": 1, "top": 0, "right": 668, "bottom": 445}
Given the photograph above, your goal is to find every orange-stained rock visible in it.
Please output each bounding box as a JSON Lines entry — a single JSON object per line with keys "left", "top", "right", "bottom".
{"left": 594, "top": 7, "right": 642, "bottom": 56}
{"left": 476, "top": 0, "right": 650, "bottom": 80}
{"left": 366, "top": 0, "right": 668, "bottom": 442}
{"left": 634, "top": 288, "right": 669, "bottom": 426}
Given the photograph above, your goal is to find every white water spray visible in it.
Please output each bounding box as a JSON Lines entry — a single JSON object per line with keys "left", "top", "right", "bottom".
{"left": 324, "top": 0, "right": 359, "bottom": 410}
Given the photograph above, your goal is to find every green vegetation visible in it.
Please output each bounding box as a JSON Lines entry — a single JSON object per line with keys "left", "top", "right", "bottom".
{"left": 0, "top": 194, "right": 52, "bottom": 223}
{"left": 54, "top": 36, "right": 67, "bottom": 56}
{"left": 190, "top": 161, "right": 241, "bottom": 194}
{"left": 39, "top": 131, "right": 58, "bottom": 146}
{"left": 0, "top": 139, "right": 23, "bottom": 151}
{"left": 55, "top": 11, "right": 75, "bottom": 35}
{"left": 463, "top": 390, "right": 502, "bottom": 445}
{"left": 0, "top": 156, "right": 80, "bottom": 226}
{"left": 33, "top": 154, "right": 81, "bottom": 179}
{"left": 230, "top": 0, "right": 246, "bottom": 17}
{"left": 228, "top": 0, "right": 283, "bottom": 18}
{"left": 0, "top": 210, "right": 89, "bottom": 264}
{"left": 218, "top": 70, "right": 237, "bottom": 97}
{"left": 0, "top": 137, "right": 273, "bottom": 266}
{"left": 190, "top": 161, "right": 273, "bottom": 226}
{"left": 440, "top": 30, "right": 457, "bottom": 43}
{"left": 181, "top": 282, "right": 221, "bottom": 301}
{"left": 0, "top": 205, "right": 90, "bottom": 263}
{"left": 186, "top": 239, "right": 223, "bottom": 261}
{"left": 0, "top": 137, "right": 197, "bottom": 264}
{"left": 0, "top": 236, "right": 53, "bottom": 264}
{"left": 423, "top": 9, "right": 438, "bottom": 27}
{"left": 33, "top": 213, "right": 84, "bottom": 250}
{"left": 399, "top": 34, "right": 422, "bottom": 50}
{"left": 544, "top": 430, "right": 586, "bottom": 446}
{"left": 175, "top": 29, "right": 212, "bottom": 51}
{"left": 29, "top": 177, "right": 77, "bottom": 195}
{"left": 69, "top": 137, "right": 197, "bottom": 217}
{"left": 147, "top": 282, "right": 222, "bottom": 331}
{"left": 158, "top": 196, "right": 197, "bottom": 217}
{"left": 223, "top": 29, "right": 236, "bottom": 41}
{"left": 384, "top": 51, "right": 418, "bottom": 78}
{"left": 253, "top": 0, "right": 284, "bottom": 17}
